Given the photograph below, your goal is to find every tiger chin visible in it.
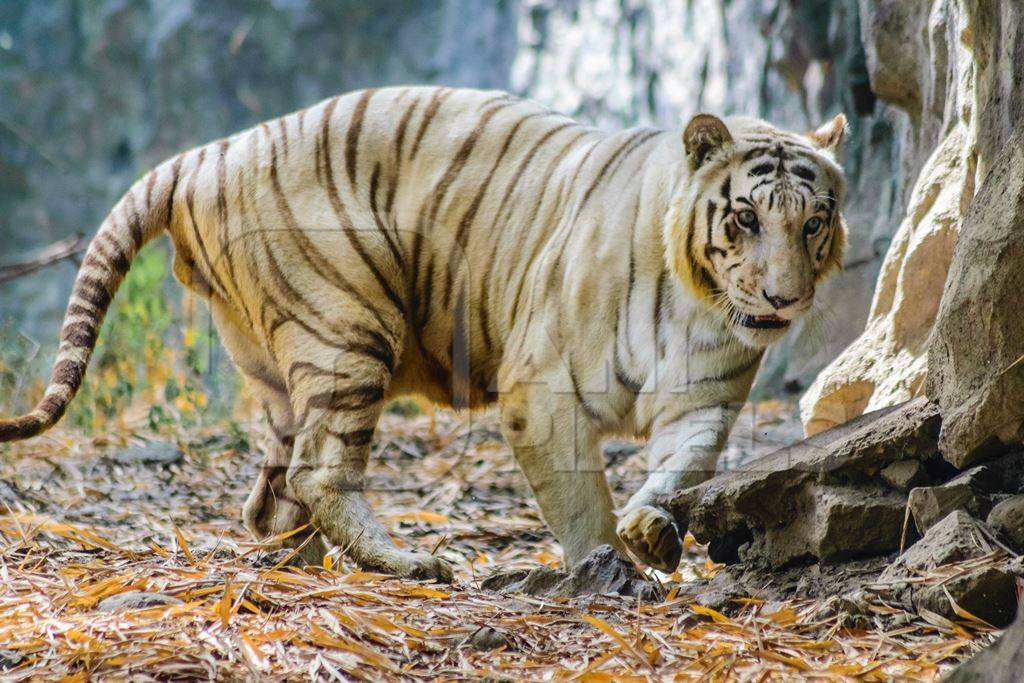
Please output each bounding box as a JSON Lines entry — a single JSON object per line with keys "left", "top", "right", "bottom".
{"left": 0, "top": 87, "right": 847, "bottom": 581}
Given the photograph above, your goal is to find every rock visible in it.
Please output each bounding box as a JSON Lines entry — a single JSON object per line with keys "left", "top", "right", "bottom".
{"left": 775, "top": 484, "right": 906, "bottom": 565}
{"left": 602, "top": 441, "right": 641, "bottom": 467}
{"left": 98, "top": 591, "right": 183, "bottom": 612}
{"left": 925, "top": 46, "right": 1024, "bottom": 469}
{"left": 681, "top": 555, "right": 891, "bottom": 613}
{"left": 661, "top": 399, "right": 938, "bottom": 568}
{"left": 908, "top": 467, "right": 995, "bottom": 532}
{"left": 878, "top": 511, "right": 1018, "bottom": 628}
{"left": 683, "top": 571, "right": 748, "bottom": 613}
{"left": 976, "top": 452, "right": 1024, "bottom": 494}
{"left": 881, "top": 511, "right": 988, "bottom": 580}
{"left": 946, "top": 606, "right": 1024, "bottom": 682}
{"left": 112, "top": 442, "right": 183, "bottom": 467}
{"left": 480, "top": 566, "right": 562, "bottom": 596}
{"left": 802, "top": 108, "right": 975, "bottom": 435}
{"left": 880, "top": 460, "right": 930, "bottom": 492}
{"left": 803, "top": 0, "right": 1024, "bottom": 440}
{"left": 815, "top": 591, "right": 874, "bottom": 631}
{"left": 915, "top": 566, "right": 1018, "bottom": 628}
{"left": 536, "top": 545, "right": 663, "bottom": 601}
{"left": 857, "top": 1, "right": 927, "bottom": 112}
{"left": 987, "top": 496, "right": 1024, "bottom": 552}
{"left": 481, "top": 545, "right": 662, "bottom": 602}
{"left": 468, "top": 627, "right": 509, "bottom": 651}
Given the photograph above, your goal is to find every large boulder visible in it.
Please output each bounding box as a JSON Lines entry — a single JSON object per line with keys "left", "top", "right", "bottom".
{"left": 947, "top": 607, "right": 1024, "bottom": 682}
{"left": 925, "top": 129, "right": 1024, "bottom": 468}
{"left": 800, "top": 0, "right": 977, "bottom": 434}
{"left": 802, "top": 1, "right": 1024, "bottom": 440}
{"left": 661, "top": 398, "right": 939, "bottom": 567}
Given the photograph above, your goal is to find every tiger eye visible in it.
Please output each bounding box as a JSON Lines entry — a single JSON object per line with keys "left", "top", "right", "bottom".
{"left": 736, "top": 209, "right": 759, "bottom": 233}
{"left": 803, "top": 216, "right": 823, "bottom": 236}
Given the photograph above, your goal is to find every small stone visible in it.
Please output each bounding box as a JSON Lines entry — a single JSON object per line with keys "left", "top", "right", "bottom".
{"left": 986, "top": 495, "right": 1024, "bottom": 552}
{"left": 916, "top": 566, "right": 1017, "bottom": 628}
{"left": 469, "top": 626, "right": 509, "bottom": 651}
{"left": 691, "top": 571, "right": 746, "bottom": 612}
{"left": 112, "top": 442, "right": 183, "bottom": 467}
{"left": 480, "top": 566, "right": 562, "bottom": 595}
{"left": 882, "top": 510, "right": 987, "bottom": 580}
{"left": 908, "top": 466, "right": 994, "bottom": 532}
{"left": 555, "top": 545, "right": 663, "bottom": 601}
{"left": 880, "top": 459, "right": 930, "bottom": 492}
{"left": 481, "top": 545, "right": 662, "bottom": 601}
{"left": 374, "top": 436, "right": 427, "bottom": 460}
{"left": 602, "top": 440, "right": 641, "bottom": 466}
{"left": 98, "top": 591, "right": 183, "bottom": 612}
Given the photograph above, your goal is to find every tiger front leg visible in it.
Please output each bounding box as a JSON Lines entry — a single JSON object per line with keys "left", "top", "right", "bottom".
{"left": 617, "top": 403, "right": 738, "bottom": 571}
{"left": 500, "top": 381, "right": 628, "bottom": 567}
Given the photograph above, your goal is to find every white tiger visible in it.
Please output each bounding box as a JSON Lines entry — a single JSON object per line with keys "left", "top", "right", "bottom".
{"left": 0, "top": 87, "right": 847, "bottom": 580}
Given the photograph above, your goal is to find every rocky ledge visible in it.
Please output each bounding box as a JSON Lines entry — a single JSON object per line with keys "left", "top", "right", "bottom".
{"left": 657, "top": 397, "right": 1023, "bottom": 630}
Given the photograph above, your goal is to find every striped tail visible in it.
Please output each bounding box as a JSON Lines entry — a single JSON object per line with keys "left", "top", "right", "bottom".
{"left": 0, "top": 158, "right": 181, "bottom": 442}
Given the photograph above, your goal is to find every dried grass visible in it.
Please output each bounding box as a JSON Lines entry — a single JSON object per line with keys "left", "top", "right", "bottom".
{"left": 0, "top": 408, "right": 994, "bottom": 680}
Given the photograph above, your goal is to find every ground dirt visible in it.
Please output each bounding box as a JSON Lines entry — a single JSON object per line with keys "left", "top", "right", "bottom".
{"left": 0, "top": 403, "right": 996, "bottom": 680}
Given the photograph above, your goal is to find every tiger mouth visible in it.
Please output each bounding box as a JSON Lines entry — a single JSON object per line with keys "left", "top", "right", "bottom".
{"left": 738, "top": 313, "right": 791, "bottom": 330}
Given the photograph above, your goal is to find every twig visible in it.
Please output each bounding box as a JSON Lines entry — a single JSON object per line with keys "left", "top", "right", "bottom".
{"left": 0, "top": 235, "right": 88, "bottom": 284}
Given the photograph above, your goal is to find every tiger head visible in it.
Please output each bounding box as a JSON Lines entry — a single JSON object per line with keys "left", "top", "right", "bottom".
{"left": 666, "top": 112, "right": 848, "bottom": 348}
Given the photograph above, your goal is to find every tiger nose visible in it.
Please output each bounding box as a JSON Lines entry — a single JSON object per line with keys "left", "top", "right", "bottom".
{"left": 762, "top": 289, "right": 800, "bottom": 310}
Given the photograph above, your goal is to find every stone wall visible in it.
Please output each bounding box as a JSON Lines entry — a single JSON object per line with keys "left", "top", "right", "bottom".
{"left": 0, "top": 0, "right": 519, "bottom": 335}
{"left": 801, "top": 0, "right": 1022, "bottom": 435}
{"left": 0, "top": 1, "right": 907, "bottom": 395}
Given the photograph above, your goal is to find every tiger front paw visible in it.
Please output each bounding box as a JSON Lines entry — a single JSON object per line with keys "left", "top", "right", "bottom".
{"left": 616, "top": 505, "right": 682, "bottom": 573}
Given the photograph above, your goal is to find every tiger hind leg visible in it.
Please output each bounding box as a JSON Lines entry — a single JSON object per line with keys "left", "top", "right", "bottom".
{"left": 279, "top": 328, "right": 454, "bottom": 582}
{"left": 240, "top": 384, "right": 328, "bottom": 566}
{"left": 209, "top": 299, "right": 326, "bottom": 564}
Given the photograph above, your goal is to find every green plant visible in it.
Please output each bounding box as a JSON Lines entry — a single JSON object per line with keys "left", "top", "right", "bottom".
{"left": 63, "top": 242, "right": 241, "bottom": 435}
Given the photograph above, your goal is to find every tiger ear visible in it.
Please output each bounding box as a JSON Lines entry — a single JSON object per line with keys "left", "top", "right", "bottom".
{"left": 808, "top": 113, "right": 847, "bottom": 153}
{"left": 683, "top": 114, "right": 733, "bottom": 170}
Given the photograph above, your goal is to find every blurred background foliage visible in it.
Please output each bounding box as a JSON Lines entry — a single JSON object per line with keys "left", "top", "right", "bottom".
{"left": 0, "top": 0, "right": 908, "bottom": 433}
